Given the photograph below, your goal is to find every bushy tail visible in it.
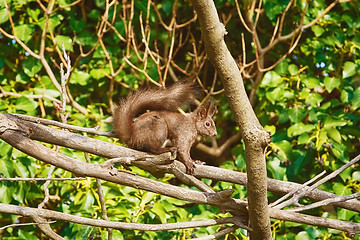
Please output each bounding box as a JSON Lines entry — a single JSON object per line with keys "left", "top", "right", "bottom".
{"left": 113, "top": 82, "right": 198, "bottom": 143}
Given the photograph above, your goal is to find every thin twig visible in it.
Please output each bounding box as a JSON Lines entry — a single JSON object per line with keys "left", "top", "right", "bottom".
{"left": 0, "top": 177, "right": 86, "bottom": 181}
{"left": 0, "top": 220, "right": 57, "bottom": 231}
{"left": 85, "top": 153, "right": 113, "bottom": 240}
{"left": 270, "top": 170, "right": 326, "bottom": 208}
{"left": 288, "top": 192, "right": 360, "bottom": 213}
{"left": 8, "top": 114, "right": 117, "bottom": 137}
{"left": 273, "top": 154, "right": 360, "bottom": 210}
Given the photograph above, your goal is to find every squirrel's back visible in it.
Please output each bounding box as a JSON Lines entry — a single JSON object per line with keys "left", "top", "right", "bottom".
{"left": 113, "top": 82, "right": 198, "bottom": 144}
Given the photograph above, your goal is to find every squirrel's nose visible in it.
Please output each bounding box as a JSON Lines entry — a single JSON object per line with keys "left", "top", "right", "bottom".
{"left": 212, "top": 130, "right": 217, "bottom": 137}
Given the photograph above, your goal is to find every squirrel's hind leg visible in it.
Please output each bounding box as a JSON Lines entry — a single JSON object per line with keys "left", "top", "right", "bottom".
{"left": 131, "top": 112, "right": 173, "bottom": 154}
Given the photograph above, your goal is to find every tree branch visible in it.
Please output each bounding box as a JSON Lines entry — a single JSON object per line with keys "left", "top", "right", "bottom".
{"left": 0, "top": 203, "right": 242, "bottom": 232}
{"left": 1, "top": 113, "right": 360, "bottom": 235}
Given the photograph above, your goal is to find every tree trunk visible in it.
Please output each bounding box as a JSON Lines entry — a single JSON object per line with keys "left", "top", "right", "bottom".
{"left": 190, "top": 0, "right": 272, "bottom": 239}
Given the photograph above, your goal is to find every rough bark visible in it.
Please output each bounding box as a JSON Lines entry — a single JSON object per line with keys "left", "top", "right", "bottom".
{"left": 190, "top": 0, "right": 272, "bottom": 239}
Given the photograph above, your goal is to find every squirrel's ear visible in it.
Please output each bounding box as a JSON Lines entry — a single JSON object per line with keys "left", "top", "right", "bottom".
{"left": 197, "top": 106, "right": 207, "bottom": 118}
{"left": 207, "top": 103, "right": 216, "bottom": 117}
{"left": 197, "top": 102, "right": 216, "bottom": 118}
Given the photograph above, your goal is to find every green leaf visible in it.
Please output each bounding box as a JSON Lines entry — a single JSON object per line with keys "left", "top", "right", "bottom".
{"left": 161, "top": 0, "right": 174, "bottom": 15}
{"left": 327, "top": 127, "right": 342, "bottom": 143}
{"left": 352, "top": 171, "right": 360, "bottom": 181}
{"left": 151, "top": 201, "right": 167, "bottom": 223}
{"left": 306, "top": 227, "right": 321, "bottom": 239}
{"left": 38, "top": 15, "right": 62, "bottom": 32}
{"left": 333, "top": 182, "right": 352, "bottom": 196}
{"left": 330, "top": 141, "right": 348, "bottom": 161}
{"left": 324, "top": 76, "right": 340, "bottom": 92}
{"left": 261, "top": 71, "right": 282, "bottom": 87}
{"left": 76, "top": 31, "right": 97, "bottom": 46}
{"left": 0, "top": 147, "right": 13, "bottom": 178}
{"left": 266, "top": 87, "right": 284, "bottom": 104}
{"left": 342, "top": 61, "right": 357, "bottom": 79}
{"left": 140, "top": 192, "right": 157, "bottom": 206}
{"left": 288, "top": 107, "right": 307, "bottom": 123}
{"left": 27, "top": 8, "right": 41, "bottom": 21}
{"left": 283, "top": 90, "right": 294, "bottom": 100}
{"left": 88, "top": 9, "right": 101, "bottom": 20}
{"left": 267, "top": 158, "right": 286, "bottom": 180}
{"left": 339, "top": 167, "right": 351, "bottom": 182}
{"left": 83, "top": 191, "right": 95, "bottom": 210}
{"left": 338, "top": 208, "right": 358, "bottom": 221}
{"left": 0, "top": 8, "right": 9, "bottom": 24}
{"left": 275, "top": 61, "right": 289, "bottom": 75}
{"left": 317, "top": 128, "right": 328, "bottom": 150}
{"left": 351, "top": 87, "right": 360, "bottom": 109}
{"left": 161, "top": 199, "right": 178, "bottom": 212}
{"left": 40, "top": 75, "right": 58, "bottom": 90}
{"left": 287, "top": 123, "right": 316, "bottom": 137}
{"left": 134, "top": 1, "right": 147, "bottom": 12}
{"left": 329, "top": 139, "right": 349, "bottom": 163}
{"left": 12, "top": 182, "right": 25, "bottom": 203}
{"left": 71, "top": 70, "right": 91, "bottom": 85}
{"left": 70, "top": 17, "right": 85, "bottom": 32}
{"left": 263, "top": 1, "right": 288, "bottom": 21}
{"left": 277, "top": 108, "right": 290, "bottom": 124}
{"left": 18, "top": 229, "right": 40, "bottom": 240}
{"left": 311, "top": 25, "right": 325, "bottom": 37}
{"left": 298, "top": 133, "right": 310, "bottom": 145}
{"left": 14, "top": 24, "right": 34, "bottom": 43}
{"left": 264, "top": 125, "right": 276, "bottom": 135}
{"left": 288, "top": 64, "right": 298, "bottom": 76}
{"left": 302, "top": 77, "right": 321, "bottom": 89}
{"left": 272, "top": 140, "right": 293, "bottom": 161}
{"left": 295, "top": 231, "right": 310, "bottom": 240}
{"left": 0, "top": 185, "right": 12, "bottom": 203}
{"left": 306, "top": 93, "right": 323, "bottom": 107}
{"left": 22, "top": 57, "right": 43, "bottom": 77}
{"left": 333, "top": 182, "right": 346, "bottom": 196}
{"left": 15, "top": 96, "right": 38, "bottom": 115}
{"left": 323, "top": 117, "right": 348, "bottom": 129}
{"left": 14, "top": 161, "right": 28, "bottom": 178}
{"left": 55, "top": 35, "right": 73, "bottom": 51}
{"left": 90, "top": 68, "right": 107, "bottom": 80}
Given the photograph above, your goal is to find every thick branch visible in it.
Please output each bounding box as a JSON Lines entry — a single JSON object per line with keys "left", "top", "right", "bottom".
{"left": 0, "top": 203, "right": 239, "bottom": 232}
{"left": 5, "top": 114, "right": 360, "bottom": 213}
{"left": 0, "top": 114, "right": 247, "bottom": 213}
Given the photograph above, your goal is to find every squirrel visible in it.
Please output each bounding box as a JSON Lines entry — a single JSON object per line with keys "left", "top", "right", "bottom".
{"left": 113, "top": 82, "right": 217, "bottom": 174}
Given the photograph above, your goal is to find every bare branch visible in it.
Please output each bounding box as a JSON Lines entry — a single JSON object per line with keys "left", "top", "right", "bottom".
{"left": 4, "top": 114, "right": 360, "bottom": 213}
{"left": 289, "top": 192, "right": 360, "bottom": 213}
{"left": 270, "top": 170, "right": 327, "bottom": 208}
{"left": 8, "top": 113, "right": 116, "bottom": 137}
{"left": 0, "top": 177, "right": 85, "bottom": 181}
{"left": 0, "top": 220, "right": 56, "bottom": 231}
{"left": 0, "top": 203, "right": 242, "bottom": 232}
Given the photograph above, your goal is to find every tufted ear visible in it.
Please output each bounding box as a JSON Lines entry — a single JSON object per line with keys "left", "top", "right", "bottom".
{"left": 197, "top": 101, "right": 216, "bottom": 119}
{"left": 207, "top": 102, "right": 216, "bottom": 117}
{"left": 197, "top": 105, "right": 208, "bottom": 119}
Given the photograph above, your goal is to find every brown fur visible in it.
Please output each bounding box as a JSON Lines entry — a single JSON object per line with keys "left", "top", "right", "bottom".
{"left": 113, "top": 82, "right": 217, "bottom": 174}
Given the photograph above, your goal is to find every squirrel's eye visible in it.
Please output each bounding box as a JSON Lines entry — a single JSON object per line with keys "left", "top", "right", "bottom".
{"left": 205, "top": 121, "right": 211, "bottom": 127}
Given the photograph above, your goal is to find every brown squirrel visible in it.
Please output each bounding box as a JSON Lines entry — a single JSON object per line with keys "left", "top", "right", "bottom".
{"left": 113, "top": 82, "right": 217, "bottom": 174}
